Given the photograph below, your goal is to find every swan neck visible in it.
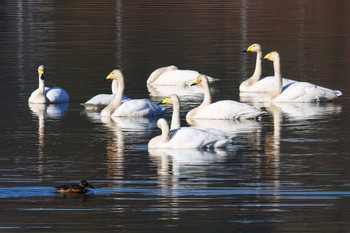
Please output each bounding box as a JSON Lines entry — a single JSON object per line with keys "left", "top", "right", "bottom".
{"left": 201, "top": 80, "right": 212, "bottom": 106}
{"left": 240, "top": 51, "right": 262, "bottom": 90}
{"left": 160, "top": 122, "right": 170, "bottom": 143}
{"left": 111, "top": 79, "right": 118, "bottom": 94}
{"left": 273, "top": 59, "right": 283, "bottom": 97}
{"left": 38, "top": 76, "right": 45, "bottom": 94}
{"left": 252, "top": 51, "right": 262, "bottom": 79}
{"left": 170, "top": 98, "right": 181, "bottom": 130}
{"left": 109, "top": 75, "right": 125, "bottom": 109}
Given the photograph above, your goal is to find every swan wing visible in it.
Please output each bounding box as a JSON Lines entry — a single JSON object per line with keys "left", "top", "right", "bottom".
{"left": 241, "top": 76, "right": 296, "bottom": 93}
{"left": 45, "top": 87, "right": 69, "bottom": 103}
{"left": 274, "top": 82, "right": 340, "bottom": 102}
{"left": 164, "top": 127, "right": 230, "bottom": 148}
{"left": 112, "top": 99, "right": 164, "bottom": 117}
{"left": 153, "top": 70, "right": 218, "bottom": 85}
{"left": 193, "top": 100, "right": 264, "bottom": 120}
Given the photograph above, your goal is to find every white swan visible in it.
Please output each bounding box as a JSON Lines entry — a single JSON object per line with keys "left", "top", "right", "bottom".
{"left": 147, "top": 65, "right": 219, "bottom": 86}
{"left": 241, "top": 43, "right": 295, "bottom": 93}
{"left": 263, "top": 51, "right": 342, "bottom": 102}
{"left": 100, "top": 69, "right": 167, "bottom": 117}
{"left": 148, "top": 118, "right": 232, "bottom": 149}
{"left": 81, "top": 77, "right": 128, "bottom": 110}
{"left": 159, "top": 94, "right": 182, "bottom": 130}
{"left": 160, "top": 94, "right": 238, "bottom": 138}
{"left": 186, "top": 74, "right": 265, "bottom": 120}
{"left": 28, "top": 65, "right": 69, "bottom": 104}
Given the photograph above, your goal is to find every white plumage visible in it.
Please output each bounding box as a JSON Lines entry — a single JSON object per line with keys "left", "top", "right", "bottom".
{"left": 241, "top": 43, "right": 295, "bottom": 93}
{"left": 148, "top": 118, "right": 232, "bottom": 149}
{"left": 100, "top": 69, "right": 166, "bottom": 117}
{"left": 147, "top": 65, "right": 219, "bottom": 86}
{"left": 28, "top": 65, "right": 69, "bottom": 104}
{"left": 186, "top": 74, "right": 265, "bottom": 120}
{"left": 263, "top": 51, "right": 342, "bottom": 102}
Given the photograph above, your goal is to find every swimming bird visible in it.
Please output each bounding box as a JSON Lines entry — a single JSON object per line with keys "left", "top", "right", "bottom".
{"left": 187, "top": 74, "right": 265, "bottom": 120}
{"left": 263, "top": 51, "right": 342, "bottom": 102}
{"left": 55, "top": 180, "right": 95, "bottom": 193}
{"left": 148, "top": 118, "right": 233, "bottom": 149}
{"left": 147, "top": 65, "right": 219, "bottom": 86}
{"left": 241, "top": 43, "right": 295, "bottom": 93}
{"left": 81, "top": 76, "right": 128, "bottom": 110}
{"left": 28, "top": 65, "right": 69, "bottom": 104}
{"left": 100, "top": 69, "right": 167, "bottom": 117}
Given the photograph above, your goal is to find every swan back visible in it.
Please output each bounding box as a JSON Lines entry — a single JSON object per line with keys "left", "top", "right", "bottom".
{"left": 148, "top": 118, "right": 232, "bottom": 149}
{"left": 147, "top": 65, "right": 178, "bottom": 84}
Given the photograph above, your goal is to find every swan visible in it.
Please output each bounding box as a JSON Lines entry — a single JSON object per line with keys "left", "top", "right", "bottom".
{"left": 186, "top": 74, "right": 265, "bottom": 120}
{"left": 147, "top": 65, "right": 219, "bottom": 86}
{"left": 160, "top": 94, "right": 238, "bottom": 137}
{"left": 100, "top": 69, "right": 167, "bottom": 117}
{"left": 263, "top": 51, "right": 342, "bottom": 102}
{"left": 241, "top": 43, "right": 295, "bottom": 93}
{"left": 81, "top": 77, "right": 128, "bottom": 110}
{"left": 148, "top": 118, "right": 232, "bottom": 149}
{"left": 28, "top": 65, "right": 69, "bottom": 104}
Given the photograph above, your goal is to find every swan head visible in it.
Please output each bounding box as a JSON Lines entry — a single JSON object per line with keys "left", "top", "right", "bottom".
{"left": 106, "top": 69, "right": 123, "bottom": 80}
{"left": 161, "top": 94, "right": 180, "bottom": 105}
{"left": 243, "top": 43, "right": 261, "bottom": 53}
{"left": 38, "top": 65, "right": 45, "bottom": 80}
{"left": 263, "top": 51, "right": 280, "bottom": 62}
{"left": 190, "top": 74, "right": 208, "bottom": 87}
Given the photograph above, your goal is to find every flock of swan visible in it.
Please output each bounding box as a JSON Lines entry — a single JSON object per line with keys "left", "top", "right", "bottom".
{"left": 28, "top": 43, "right": 342, "bottom": 150}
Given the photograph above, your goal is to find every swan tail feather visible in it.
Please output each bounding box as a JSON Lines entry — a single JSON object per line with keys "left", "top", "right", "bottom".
{"left": 335, "top": 90, "right": 342, "bottom": 97}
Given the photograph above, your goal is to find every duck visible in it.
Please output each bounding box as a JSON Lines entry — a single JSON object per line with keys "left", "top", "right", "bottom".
{"left": 81, "top": 76, "right": 129, "bottom": 110}
{"left": 263, "top": 51, "right": 342, "bottom": 102}
{"left": 241, "top": 43, "right": 295, "bottom": 93}
{"left": 186, "top": 74, "right": 265, "bottom": 120}
{"left": 147, "top": 65, "right": 219, "bottom": 86}
{"left": 28, "top": 65, "right": 69, "bottom": 104}
{"left": 100, "top": 69, "right": 167, "bottom": 117}
{"left": 54, "top": 180, "right": 95, "bottom": 193}
{"left": 148, "top": 118, "right": 233, "bottom": 149}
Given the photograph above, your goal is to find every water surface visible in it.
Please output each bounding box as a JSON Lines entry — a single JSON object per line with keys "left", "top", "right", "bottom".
{"left": 1, "top": 0, "right": 350, "bottom": 232}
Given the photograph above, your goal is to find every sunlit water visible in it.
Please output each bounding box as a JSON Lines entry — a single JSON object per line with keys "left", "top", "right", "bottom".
{"left": 1, "top": 0, "right": 350, "bottom": 232}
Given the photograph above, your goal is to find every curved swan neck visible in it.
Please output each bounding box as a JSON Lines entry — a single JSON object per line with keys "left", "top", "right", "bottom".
{"left": 170, "top": 97, "right": 181, "bottom": 130}
{"left": 201, "top": 78, "right": 212, "bottom": 106}
{"left": 111, "top": 79, "right": 118, "bottom": 94}
{"left": 160, "top": 121, "right": 170, "bottom": 143}
{"left": 241, "top": 51, "right": 262, "bottom": 88}
{"left": 111, "top": 73, "right": 125, "bottom": 108}
{"left": 101, "top": 71, "right": 125, "bottom": 116}
{"left": 147, "top": 65, "right": 177, "bottom": 84}
{"left": 272, "top": 58, "right": 283, "bottom": 97}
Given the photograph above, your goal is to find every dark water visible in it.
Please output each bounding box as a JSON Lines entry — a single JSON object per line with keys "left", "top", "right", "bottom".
{"left": 1, "top": 0, "right": 350, "bottom": 232}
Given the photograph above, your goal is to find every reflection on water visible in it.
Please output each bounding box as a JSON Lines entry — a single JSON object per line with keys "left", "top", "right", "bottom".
{"left": 1, "top": 0, "right": 350, "bottom": 232}
{"left": 28, "top": 103, "right": 69, "bottom": 181}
